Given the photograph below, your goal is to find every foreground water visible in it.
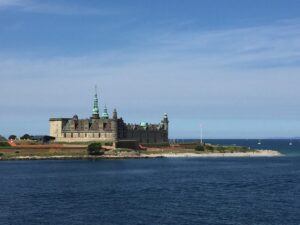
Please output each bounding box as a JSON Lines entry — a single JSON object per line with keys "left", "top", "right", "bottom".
{"left": 0, "top": 157, "right": 299, "bottom": 225}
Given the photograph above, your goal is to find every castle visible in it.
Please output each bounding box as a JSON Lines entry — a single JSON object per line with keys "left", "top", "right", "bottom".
{"left": 49, "top": 89, "right": 169, "bottom": 145}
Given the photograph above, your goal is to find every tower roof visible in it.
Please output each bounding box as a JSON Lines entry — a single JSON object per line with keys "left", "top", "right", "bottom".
{"left": 102, "top": 105, "right": 109, "bottom": 119}
{"left": 92, "top": 85, "right": 100, "bottom": 118}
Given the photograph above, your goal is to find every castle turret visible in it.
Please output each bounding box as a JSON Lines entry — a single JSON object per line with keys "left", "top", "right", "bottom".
{"left": 162, "top": 113, "right": 169, "bottom": 142}
{"left": 162, "top": 113, "right": 169, "bottom": 131}
{"left": 112, "top": 108, "right": 118, "bottom": 120}
{"left": 111, "top": 108, "right": 118, "bottom": 145}
{"left": 102, "top": 105, "right": 109, "bottom": 119}
{"left": 92, "top": 86, "right": 100, "bottom": 119}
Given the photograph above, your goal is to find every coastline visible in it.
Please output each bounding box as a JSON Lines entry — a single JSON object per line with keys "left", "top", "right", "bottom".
{"left": 0, "top": 150, "right": 282, "bottom": 161}
{"left": 148, "top": 150, "right": 282, "bottom": 158}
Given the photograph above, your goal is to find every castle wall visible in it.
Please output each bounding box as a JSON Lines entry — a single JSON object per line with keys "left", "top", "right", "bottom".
{"left": 55, "top": 131, "right": 115, "bottom": 143}
{"left": 124, "top": 129, "right": 168, "bottom": 143}
{"left": 50, "top": 120, "right": 62, "bottom": 138}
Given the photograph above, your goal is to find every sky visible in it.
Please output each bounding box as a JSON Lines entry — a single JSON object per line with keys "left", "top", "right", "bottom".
{"left": 0, "top": 0, "right": 300, "bottom": 138}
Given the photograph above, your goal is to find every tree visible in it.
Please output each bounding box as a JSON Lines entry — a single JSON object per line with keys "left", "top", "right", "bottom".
{"left": 20, "top": 134, "right": 32, "bottom": 140}
{"left": 8, "top": 135, "right": 17, "bottom": 140}
{"left": 87, "top": 143, "right": 104, "bottom": 155}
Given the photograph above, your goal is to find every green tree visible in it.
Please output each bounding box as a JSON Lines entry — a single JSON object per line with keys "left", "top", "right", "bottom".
{"left": 87, "top": 143, "right": 104, "bottom": 155}
{"left": 8, "top": 135, "right": 17, "bottom": 140}
{"left": 20, "top": 134, "right": 32, "bottom": 140}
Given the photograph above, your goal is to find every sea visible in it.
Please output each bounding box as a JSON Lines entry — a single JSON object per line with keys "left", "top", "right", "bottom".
{"left": 0, "top": 139, "right": 299, "bottom": 225}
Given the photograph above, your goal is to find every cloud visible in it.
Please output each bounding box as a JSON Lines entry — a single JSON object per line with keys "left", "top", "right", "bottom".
{"left": 0, "top": 0, "right": 115, "bottom": 15}
{"left": 1, "top": 18, "right": 299, "bottom": 79}
{"left": 139, "top": 18, "right": 300, "bottom": 70}
{"left": 0, "top": 18, "right": 300, "bottom": 137}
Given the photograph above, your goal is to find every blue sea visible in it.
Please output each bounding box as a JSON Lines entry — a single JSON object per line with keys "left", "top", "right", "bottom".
{"left": 0, "top": 139, "right": 299, "bottom": 225}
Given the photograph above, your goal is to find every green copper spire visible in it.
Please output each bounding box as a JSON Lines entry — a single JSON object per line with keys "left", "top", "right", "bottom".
{"left": 92, "top": 85, "right": 100, "bottom": 118}
{"left": 102, "top": 104, "right": 109, "bottom": 119}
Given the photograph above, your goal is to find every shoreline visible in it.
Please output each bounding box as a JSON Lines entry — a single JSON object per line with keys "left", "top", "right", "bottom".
{"left": 0, "top": 150, "right": 283, "bottom": 161}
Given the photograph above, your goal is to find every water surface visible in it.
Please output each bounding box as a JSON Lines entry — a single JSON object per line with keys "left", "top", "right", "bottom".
{"left": 0, "top": 157, "right": 299, "bottom": 225}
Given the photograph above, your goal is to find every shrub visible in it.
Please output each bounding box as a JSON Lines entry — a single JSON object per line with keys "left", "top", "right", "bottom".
{"left": 8, "top": 135, "right": 17, "bottom": 140}
{"left": 0, "top": 152, "right": 4, "bottom": 157}
{"left": 205, "top": 145, "right": 214, "bottom": 151}
{"left": 195, "top": 145, "right": 205, "bottom": 151}
{"left": 87, "top": 143, "right": 104, "bottom": 155}
{"left": 20, "top": 134, "right": 32, "bottom": 140}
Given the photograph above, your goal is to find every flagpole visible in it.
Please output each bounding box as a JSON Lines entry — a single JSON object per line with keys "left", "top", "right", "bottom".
{"left": 200, "top": 124, "right": 203, "bottom": 144}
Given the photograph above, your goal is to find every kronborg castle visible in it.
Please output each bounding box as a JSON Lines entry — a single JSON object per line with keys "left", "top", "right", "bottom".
{"left": 49, "top": 90, "right": 169, "bottom": 144}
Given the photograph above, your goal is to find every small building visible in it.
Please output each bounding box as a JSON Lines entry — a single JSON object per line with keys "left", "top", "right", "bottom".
{"left": 49, "top": 89, "right": 169, "bottom": 145}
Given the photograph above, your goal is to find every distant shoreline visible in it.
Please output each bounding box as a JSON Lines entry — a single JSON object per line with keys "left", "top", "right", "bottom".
{"left": 0, "top": 150, "right": 282, "bottom": 161}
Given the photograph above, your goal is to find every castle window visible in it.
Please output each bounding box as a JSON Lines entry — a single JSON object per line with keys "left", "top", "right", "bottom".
{"left": 103, "top": 123, "right": 107, "bottom": 130}
{"left": 63, "top": 133, "right": 66, "bottom": 138}
{"left": 71, "top": 133, "right": 73, "bottom": 138}
{"left": 99, "top": 133, "right": 101, "bottom": 137}
{"left": 85, "top": 133, "right": 87, "bottom": 137}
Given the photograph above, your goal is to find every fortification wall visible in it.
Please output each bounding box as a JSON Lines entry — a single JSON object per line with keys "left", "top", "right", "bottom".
{"left": 124, "top": 129, "right": 168, "bottom": 143}
{"left": 55, "top": 137, "right": 114, "bottom": 143}
{"left": 50, "top": 121, "right": 62, "bottom": 138}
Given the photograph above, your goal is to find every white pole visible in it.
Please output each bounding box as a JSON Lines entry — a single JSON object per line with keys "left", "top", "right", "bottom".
{"left": 200, "top": 124, "right": 203, "bottom": 144}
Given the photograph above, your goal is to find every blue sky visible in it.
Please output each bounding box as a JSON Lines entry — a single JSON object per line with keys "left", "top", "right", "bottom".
{"left": 0, "top": 0, "right": 300, "bottom": 138}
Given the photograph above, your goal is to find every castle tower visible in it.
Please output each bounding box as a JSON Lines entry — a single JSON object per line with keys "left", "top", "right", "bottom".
{"left": 162, "top": 113, "right": 169, "bottom": 142}
{"left": 111, "top": 108, "right": 118, "bottom": 145}
{"left": 112, "top": 108, "right": 118, "bottom": 120}
{"left": 102, "top": 105, "right": 109, "bottom": 119}
{"left": 162, "top": 113, "right": 169, "bottom": 130}
{"left": 92, "top": 86, "right": 100, "bottom": 119}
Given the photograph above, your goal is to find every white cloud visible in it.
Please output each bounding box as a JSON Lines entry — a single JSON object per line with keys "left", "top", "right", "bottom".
{"left": 0, "top": 0, "right": 115, "bottom": 15}
{"left": 0, "top": 18, "right": 300, "bottom": 137}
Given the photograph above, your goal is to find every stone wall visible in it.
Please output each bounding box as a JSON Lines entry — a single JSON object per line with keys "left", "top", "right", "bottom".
{"left": 50, "top": 120, "right": 62, "bottom": 138}
{"left": 124, "top": 129, "right": 168, "bottom": 143}
{"left": 55, "top": 131, "right": 115, "bottom": 143}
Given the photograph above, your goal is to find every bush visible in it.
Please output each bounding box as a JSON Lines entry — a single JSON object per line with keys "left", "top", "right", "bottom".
{"left": 87, "top": 143, "right": 104, "bottom": 155}
{"left": 20, "top": 134, "right": 32, "bottom": 140}
{"left": 9, "top": 135, "right": 17, "bottom": 140}
{"left": 0, "top": 152, "right": 4, "bottom": 157}
{"left": 205, "top": 145, "right": 214, "bottom": 151}
{"left": 195, "top": 145, "right": 205, "bottom": 151}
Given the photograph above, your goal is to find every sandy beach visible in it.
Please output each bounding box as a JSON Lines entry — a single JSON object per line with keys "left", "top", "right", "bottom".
{"left": 147, "top": 150, "right": 283, "bottom": 158}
